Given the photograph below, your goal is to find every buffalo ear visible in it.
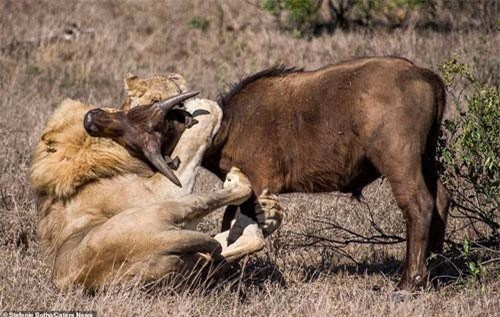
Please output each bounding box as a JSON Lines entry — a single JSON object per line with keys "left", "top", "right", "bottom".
{"left": 158, "top": 109, "right": 196, "bottom": 159}
{"left": 83, "top": 109, "right": 125, "bottom": 138}
{"left": 167, "top": 108, "right": 198, "bottom": 128}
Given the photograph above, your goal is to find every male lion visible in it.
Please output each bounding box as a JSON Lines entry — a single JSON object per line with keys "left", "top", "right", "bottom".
{"left": 30, "top": 74, "right": 282, "bottom": 291}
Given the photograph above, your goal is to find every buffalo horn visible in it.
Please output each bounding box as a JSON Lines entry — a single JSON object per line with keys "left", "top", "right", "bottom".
{"left": 153, "top": 91, "right": 200, "bottom": 113}
{"left": 143, "top": 150, "right": 182, "bottom": 187}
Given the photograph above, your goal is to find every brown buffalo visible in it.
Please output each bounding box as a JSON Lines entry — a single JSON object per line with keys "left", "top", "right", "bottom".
{"left": 202, "top": 56, "right": 450, "bottom": 291}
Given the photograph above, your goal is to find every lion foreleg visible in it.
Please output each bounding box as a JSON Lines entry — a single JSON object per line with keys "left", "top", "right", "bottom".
{"left": 170, "top": 167, "right": 252, "bottom": 225}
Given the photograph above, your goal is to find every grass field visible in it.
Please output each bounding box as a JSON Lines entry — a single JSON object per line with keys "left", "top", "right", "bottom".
{"left": 0, "top": 1, "right": 498, "bottom": 316}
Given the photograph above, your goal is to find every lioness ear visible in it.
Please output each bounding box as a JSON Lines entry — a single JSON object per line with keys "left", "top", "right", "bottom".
{"left": 167, "top": 73, "right": 188, "bottom": 92}
{"left": 124, "top": 74, "right": 140, "bottom": 92}
{"left": 122, "top": 74, "right": 141, "bottom": 111}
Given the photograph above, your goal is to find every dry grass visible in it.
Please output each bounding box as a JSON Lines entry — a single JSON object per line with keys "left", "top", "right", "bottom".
{"left": 0, "top": 0, "right": 499, "bottom": 316}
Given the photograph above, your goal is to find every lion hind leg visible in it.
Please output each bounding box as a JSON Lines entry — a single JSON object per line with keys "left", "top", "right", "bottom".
{"left": 134, "top": 230, "right": 222, "bottom": 284}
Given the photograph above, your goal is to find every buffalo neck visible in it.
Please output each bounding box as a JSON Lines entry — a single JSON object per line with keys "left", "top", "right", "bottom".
{"left": 201, "top": 109, "right": 231, "bottom": 180}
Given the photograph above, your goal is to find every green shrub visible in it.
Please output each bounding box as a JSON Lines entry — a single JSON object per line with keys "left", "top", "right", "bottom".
{"left": 262, "top": 0, "right": 320, "bottom": 36}
{"left": 261, "top": 0, "right": 432, "bottom": 35}
{"left": 438, "top": 57, "right": 499, "bottom": 240}
{"left": 426, "top": 57, "right": 499, "bottom": 284}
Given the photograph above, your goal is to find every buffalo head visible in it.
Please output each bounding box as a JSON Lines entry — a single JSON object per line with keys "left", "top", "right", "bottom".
{"left": 83, "top": 91, "right": 200, "bottom": 187}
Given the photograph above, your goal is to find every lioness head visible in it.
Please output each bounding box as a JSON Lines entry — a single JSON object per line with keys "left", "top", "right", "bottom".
{"left": 83, "top": 74, "right": 199, "bottom": 187}
{"left": 122, "top": 73, "right": 188, "bottom": 111}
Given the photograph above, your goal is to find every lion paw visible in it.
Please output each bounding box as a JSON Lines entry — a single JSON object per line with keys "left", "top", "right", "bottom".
{"left": 223, "top": 167, "right": 252, "bottom": 204}
{"left": 255, "top": 189, "right": 284, "bottom": 237}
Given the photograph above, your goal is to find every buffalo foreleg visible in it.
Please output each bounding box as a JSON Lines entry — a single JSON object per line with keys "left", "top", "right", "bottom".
{"left": 215, "top": 191, "right": 284, "bottom": 263}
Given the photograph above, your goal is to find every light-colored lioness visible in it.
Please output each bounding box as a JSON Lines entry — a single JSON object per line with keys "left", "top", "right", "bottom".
{"left": 30, "top": 74, "right": 283, "bottom": 291}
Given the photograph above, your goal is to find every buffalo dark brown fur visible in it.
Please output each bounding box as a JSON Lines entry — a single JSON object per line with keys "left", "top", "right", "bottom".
{"left": 203, "top": 56, "right": 449, "bottom": 291}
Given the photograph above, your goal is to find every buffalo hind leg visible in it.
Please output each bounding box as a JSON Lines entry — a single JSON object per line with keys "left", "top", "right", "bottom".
{"left": 371, "top": 151, "right": 434, "bottom": 291}
{"left": 221, "top": 205, "right": 238, "bottom": 232}
{"left": 423, "top": 160, "right": 450, "bottom": 254}
{"left": 392, "top": 172, "right": 434, "bottom": 290}
{"left": 430, "top": 179, "right": 449, "bottom": 253}
{"left": 215, "top": 190, "right": 284, "bottom": 263}
{"left": 221, "top": 197, "right": 257, "bottom": 233}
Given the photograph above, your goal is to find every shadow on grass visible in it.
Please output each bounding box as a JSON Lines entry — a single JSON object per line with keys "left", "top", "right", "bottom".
{"left": 241, "top": 258, "right": 286, "bottom": 288}
{"left": 91, "top": 236, "right": 500, "bottom": 299}
{"left": 139, "top": 257, "right": 286, "bottom": 301}
{"left": 298, "top": 237, "right": 500, "bottom": 290}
